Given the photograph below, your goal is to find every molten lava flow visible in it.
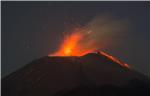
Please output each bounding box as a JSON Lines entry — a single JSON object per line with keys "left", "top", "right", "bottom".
{"left": 98, "top": 51, "right": 130, "bottom": 69}
{"left": 49, "top": 28, "right": 97, "bottom": 56}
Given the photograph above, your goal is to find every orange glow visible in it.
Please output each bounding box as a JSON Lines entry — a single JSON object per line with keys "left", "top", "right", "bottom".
{"left": 49, "top": 28, "right": 98, "bottom": 56}
{"left": 98, "top": 51, "right": 130, "bottom": 69}
{"left": 48, "top": 27, "right": 130, "bottom": 69}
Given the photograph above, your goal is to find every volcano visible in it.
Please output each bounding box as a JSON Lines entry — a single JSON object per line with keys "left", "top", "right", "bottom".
{"left": 2, "top": 52, "right": 150, "bottom": 96}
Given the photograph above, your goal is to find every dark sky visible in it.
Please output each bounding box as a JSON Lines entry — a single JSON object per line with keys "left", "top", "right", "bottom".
{"left": 2, "top": 1, "right": 150, "bottom": 78}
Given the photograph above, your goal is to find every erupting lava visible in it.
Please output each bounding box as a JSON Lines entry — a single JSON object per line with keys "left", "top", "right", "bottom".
{"left": 49, "top": 28, "right": 97, "bottom": 56}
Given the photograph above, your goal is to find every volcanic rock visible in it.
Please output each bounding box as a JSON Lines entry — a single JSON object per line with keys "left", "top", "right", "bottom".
{"left": 2, "top": 52, "right": 150, "bottom": 96}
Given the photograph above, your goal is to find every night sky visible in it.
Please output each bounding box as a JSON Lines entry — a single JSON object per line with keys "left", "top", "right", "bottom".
{"left": 2, "top": 1, "right": 150, "bottom": 78}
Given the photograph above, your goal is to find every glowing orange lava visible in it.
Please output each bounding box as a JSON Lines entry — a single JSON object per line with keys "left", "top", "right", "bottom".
{"left": 98, "top": 51, "right": 130, "bottom": 69}
{"left": 49, "top": 28, "right": 97, "bottom": 56}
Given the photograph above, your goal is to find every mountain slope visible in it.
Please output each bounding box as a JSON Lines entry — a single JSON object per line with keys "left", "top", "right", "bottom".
{"left": 2, "top": 52, "right": 150, "bottom": 96}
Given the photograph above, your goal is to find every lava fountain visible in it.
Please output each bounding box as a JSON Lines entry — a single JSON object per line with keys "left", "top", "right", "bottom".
{"left": 49, "top": 28, "right": 98, "bottom": 56}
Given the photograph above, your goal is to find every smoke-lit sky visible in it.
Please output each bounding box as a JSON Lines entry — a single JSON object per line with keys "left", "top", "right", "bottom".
{"left": 2, "top": 1, "right": 150, "bottom": 77}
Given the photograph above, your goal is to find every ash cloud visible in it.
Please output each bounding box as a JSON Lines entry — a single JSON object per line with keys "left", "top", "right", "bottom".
{"left": 76, "top": 14, "right": 129, "bottom": 51}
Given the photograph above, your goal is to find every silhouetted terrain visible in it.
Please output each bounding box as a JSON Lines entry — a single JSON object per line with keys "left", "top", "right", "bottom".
{"left": 2, "top": 53, "right": 150, "bottom": 96}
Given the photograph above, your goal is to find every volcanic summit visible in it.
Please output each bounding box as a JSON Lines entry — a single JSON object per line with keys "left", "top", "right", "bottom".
{"left": 2, "top": 51, "right": 150, "bottom": 96}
